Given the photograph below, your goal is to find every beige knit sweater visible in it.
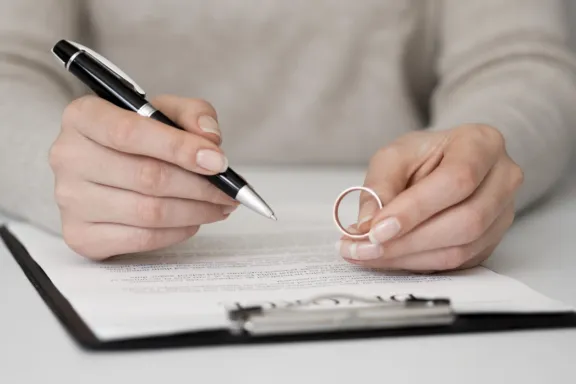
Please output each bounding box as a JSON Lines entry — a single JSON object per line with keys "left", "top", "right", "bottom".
{"left": 1, "top": 0, "right": 576, "bottom": 235}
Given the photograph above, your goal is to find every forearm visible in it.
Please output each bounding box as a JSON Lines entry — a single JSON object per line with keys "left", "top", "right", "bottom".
{"left": 430, "top": 0, "right": 576, "bottom": 212}
{"left": 0, "top": 0, "right": 80, "bottom": 233}
{"left": 0, "top": 64, "right": 74, "bottom": 234}
{"left": 430, "top": 59, "right": 576, "bottom": 211}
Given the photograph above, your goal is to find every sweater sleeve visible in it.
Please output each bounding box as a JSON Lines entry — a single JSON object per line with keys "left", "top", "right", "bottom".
{"left": 0, "top": 1, "right": 82, "bottom": 234}
{"left": 429, "top": 0, "right": 576, "bottom": 212}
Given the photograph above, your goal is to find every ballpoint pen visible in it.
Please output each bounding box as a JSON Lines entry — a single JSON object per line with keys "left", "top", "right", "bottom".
{"left": 51, "top": 39, "right": 276, "bottom": 221}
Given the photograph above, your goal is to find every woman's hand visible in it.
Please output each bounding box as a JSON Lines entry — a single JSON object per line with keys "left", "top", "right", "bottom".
{"left": 336, "top": 124, "right": 524, "bottom": 273}
{"left": 49, "top": 94, "right": 238, "bottom": 260}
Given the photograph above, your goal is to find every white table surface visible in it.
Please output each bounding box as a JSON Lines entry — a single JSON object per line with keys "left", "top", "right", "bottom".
{"left": 1, "top": 166, "right": 576, "bottom": 384}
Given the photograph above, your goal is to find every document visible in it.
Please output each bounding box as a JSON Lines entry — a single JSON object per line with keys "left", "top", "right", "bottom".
{"left": 7, "top": 215, "right": 571, "bottom": 342}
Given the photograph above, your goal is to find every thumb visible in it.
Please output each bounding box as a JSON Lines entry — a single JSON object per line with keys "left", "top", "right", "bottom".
{"left": 151, "top": 94, "right": 222, "bottom": 145}
{"left": 356, "top": 147, "right": 414, "bottom": 233}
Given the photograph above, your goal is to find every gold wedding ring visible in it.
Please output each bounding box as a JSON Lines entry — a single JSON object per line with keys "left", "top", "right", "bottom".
{"left": 333, "top": 186, "right": 383, "bottom": 239}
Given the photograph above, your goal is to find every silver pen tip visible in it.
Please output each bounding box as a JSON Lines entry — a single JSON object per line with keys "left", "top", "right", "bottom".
{"left": 235, "top": 185, "right": 277, "bottom": 221}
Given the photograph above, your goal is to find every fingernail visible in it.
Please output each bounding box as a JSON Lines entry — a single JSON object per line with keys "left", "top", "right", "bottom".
{"left": 369, "top": 217, "right": 401, "bottom": 244}
{"left": 340, "top": 241, "right": 381, "bottom": 260}
{"left": 222, "top": 205, "right": 238, "bottom": 215}
{"left": 198, "top": 116, "right": 221, "bottom": 137}
{"left": 196, "top": 150, "right": 228, "bottom": 173}
{"left": 355, "top": 242, "right": 382, "bottom": 260}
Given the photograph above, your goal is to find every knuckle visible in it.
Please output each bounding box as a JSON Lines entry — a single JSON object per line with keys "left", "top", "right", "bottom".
{"left": 504, "top": 207, "right": 516, "bottom": 227}
{"left": 438, "top": 247, "right": 469, "bottom": 270}
{"left": 509, "top": 163, "right": 525, "bottom": 190}
{"left": 62, "top": 225, "right": 84, "bottom": 255}
{"left": 48, "top": 140, "right": 68, "bottom": 171}
{"left": 459, "top": 206, "right": 488, "bottom": 242}
{"left": 109, "top": 115, "right": 137, "bottom": 150}
{"left": 137, "top": 196, "right": 166, "bottom": 226}
{"left": 54, "top": 181, "right": 76, "bottom": 210}
{"left": 62, "top": 96, "right": 92, "bottom": 127}
{"left": 62, "top": 223, "right": 101, "bottom": 260}
{"left": 61, "top": 222, "right": 76, "bottom": 245}
{"left": 493, "top": 131, "right": 505, "bottom": 151}
{"left": 478, "top": 125, "right": 505, "bottom": 145}
{"left": 488, "top": 127, "right": 505, "bottom": 149}
{"left": 402, "top": 193, "right": 423, "bottom": 219}
{"left": 187, "top": 226, "right": 200, "bottom": 237}
{"left": 373, "top": 145, "right": 401, "bottom": 163}
{"left": 166, "top": 132, "right": 186, "bottom": 164}
{"left": 137, "top": 159, "right": 167, "bottom": 195}
{"left": 450, "top": 165, "right": 479, "bottom": 194}
{"left": 49, "top": 136, "right": 82, "bottom": 173}
{"left": 132, "top": 228, "right": 158, "bottom": 252}
{"left": 466, "top": 124, "right": 505, "bottom": 150}
{"left": 196, "top": 182, "right": 218, "bottom": 203}
{"left": 61, "top": 102, "right": 77, "bottom": 126}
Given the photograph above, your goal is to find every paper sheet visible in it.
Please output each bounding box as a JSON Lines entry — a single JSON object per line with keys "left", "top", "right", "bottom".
{"left": 6, "top": 219, "right": 572, "bottom": 341}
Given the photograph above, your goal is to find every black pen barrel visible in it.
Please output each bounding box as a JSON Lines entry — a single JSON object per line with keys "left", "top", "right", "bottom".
{"left": 68, "top": 53, "right": 147, "bottom": 111}
{"left": 54, "top": 39, "right": 251, "bottom": 203}
{"left": 149, "top": 110, "right": 247, "bottom": 198}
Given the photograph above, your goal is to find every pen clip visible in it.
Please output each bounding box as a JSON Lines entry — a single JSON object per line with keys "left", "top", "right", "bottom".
{"left": 67, "top": 40, "right": 146, "bottom": 96}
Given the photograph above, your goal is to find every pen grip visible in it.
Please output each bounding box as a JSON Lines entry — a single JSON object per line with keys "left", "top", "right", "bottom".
{"left": 148, "top": 109, "right": 183, "bottom": 131}
{"left": 148, "top": 109, "right": 247, "bottom": 199}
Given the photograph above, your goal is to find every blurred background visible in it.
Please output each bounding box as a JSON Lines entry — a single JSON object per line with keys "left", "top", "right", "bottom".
{"left": 568, "top": 1, "right": 576, "bottom": 52}
{"left": 565, "top": 0, "right": 576, "bottom": 167}
{"left": 565, "top": 0, "right": 576, "bottom": 168}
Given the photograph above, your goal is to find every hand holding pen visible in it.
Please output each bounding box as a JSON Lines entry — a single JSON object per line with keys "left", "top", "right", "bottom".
{"left": 48, "top": 40, "right": 275, "bottom": 260}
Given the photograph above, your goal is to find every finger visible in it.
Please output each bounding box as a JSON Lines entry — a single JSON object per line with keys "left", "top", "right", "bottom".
{"left": 151, "top": 95, "right": 221, "bottom": 145}
{"left": 368, "top": 133, "right": 503, "bottom": 244}
{"left": 62, "top": 219, "right": 199, "bottom": 260}
{"left": 58, "top": 132, "right": 236, "bottom": 205}
{"left": 363, "top": 159, "right": 520, "bottom": 258}
{"left": 336, "top": 239, "right": 382, "bottom": 261}
{"left": 338, "top": 224, "right": 365, "bottom": 241}
{"left": 355, "top": 145, "right": 416, "bottom": 233}
{"left": 340, "top": 204, "right": 514, "bottom": 271}
{"left": 375, "top": 209, "right": 512, "bottom": 272}
{"left": 355, "top": 133, "right": 448, "bottom": 234}
{"left": 58, "top": 181, "right": 233, "bottom": 228}
{"left": 458, "top": 242, "right": 501, "bottom": 270}
{"left": 64, "top": 96, "right": 228, "bottom": 175}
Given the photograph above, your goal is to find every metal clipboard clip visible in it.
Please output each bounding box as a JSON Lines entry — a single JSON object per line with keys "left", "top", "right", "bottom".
{"left": 226, "top": 294, "right": 456, "bottom": 336}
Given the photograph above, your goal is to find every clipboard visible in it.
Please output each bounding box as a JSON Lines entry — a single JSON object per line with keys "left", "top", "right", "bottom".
{"left": 3, "top": 224, "right": 576, "bottom": 351}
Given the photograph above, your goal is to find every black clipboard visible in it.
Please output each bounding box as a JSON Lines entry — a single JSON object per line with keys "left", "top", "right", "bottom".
{"left": 2, "top": 224, "right": 576, "bottom": 351}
